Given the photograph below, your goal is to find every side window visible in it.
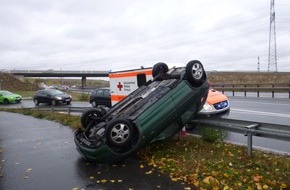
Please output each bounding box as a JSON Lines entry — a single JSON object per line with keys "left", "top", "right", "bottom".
{"left": 137, "top": 73, "right": 147, "bottom": 87}
{"left": 104, "top": 90, "right": 110, "bottom": 96}
{"left": 97, "top": 89, "right": 104, "bottom": 96}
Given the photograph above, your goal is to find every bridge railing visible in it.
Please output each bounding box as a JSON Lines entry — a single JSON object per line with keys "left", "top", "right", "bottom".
{"left": 211, "top": 83, "right": 290, "bottom": 98}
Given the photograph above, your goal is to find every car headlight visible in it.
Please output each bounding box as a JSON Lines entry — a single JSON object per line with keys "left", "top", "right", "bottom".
{"left": 55, "top": 96, "right": 62, "bottom": 100}
{"left": 202, "top": 102, "right": 214, "bottom": 111}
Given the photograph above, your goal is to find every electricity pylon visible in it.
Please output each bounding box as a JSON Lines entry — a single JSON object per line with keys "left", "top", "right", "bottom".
{"left": 268, "top": 0, "right": 278, "bottom": 72}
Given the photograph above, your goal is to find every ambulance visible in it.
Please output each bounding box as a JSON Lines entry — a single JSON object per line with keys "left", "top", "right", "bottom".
{"left": 109, "top": 67, "right": 153, "bottom": 106}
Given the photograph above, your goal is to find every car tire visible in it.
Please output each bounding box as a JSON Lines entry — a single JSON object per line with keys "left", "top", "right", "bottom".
{"left": 81, "top": 108, "right": 104, "bottom": 129}
{"left": 51, "top": 100, "right": 57, "bottom": 106}
{"left": 34, "top": 99, "right": 39, "bottom": 106}
{"left": 92, "top": 100, "right": 98, "bottom": 108}
{"left": 152, "top": 62, "right": 169, "bottom": 78}
{"left": 3, "top": 99, "right": 9, "bottom": 104}
{"left": 185, "top": 60, "right": 206, "bottom": 87}
{"left": 106, "top": 118, "right": 133, "bottom": 147}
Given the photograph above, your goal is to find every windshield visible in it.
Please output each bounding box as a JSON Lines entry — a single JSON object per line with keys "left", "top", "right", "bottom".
{"left": 49, "top": 90, "right": 65, "bottom": 95}
{"left": 1, "top": 91, "right": 13, "bottom": 95}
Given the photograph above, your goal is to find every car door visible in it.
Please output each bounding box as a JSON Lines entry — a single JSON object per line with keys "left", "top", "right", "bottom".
{"left": 42, "top": 91, "right": 52, "bottom": 103}
{"left": 36, "top": 91, "right": 45, "bottom": 103}
{"left": 96, "top": 89, "right": 105, "bottom": 105}
{"left": 103, "top": 89, "right": 111, "bottom": 107}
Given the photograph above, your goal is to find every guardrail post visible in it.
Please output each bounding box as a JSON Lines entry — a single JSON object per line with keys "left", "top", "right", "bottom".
{"left": 289, "top": 84, "right": 290, "bottom": 99}
{"left": 247, "top": 133, "right": 253, "bottom": 156}
{"left": 257, "top": 84, "right": 259, "bottom": 97}
{"left": 68, "top": 107, "right": 71, "bottom": 115}
{"left": 244, "top": 124, "right": 259, "bottom": 157}
{"left": 272, "top": 85, "right": 274, "bottom": 98}
{"left": 244, "top": 85, "right": 247, "bottom": 97}
{"left": 232, "top": 85, "right": 235, "bottom": 96}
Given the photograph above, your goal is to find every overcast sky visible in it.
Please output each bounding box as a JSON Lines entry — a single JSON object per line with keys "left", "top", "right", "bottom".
{"left": 0, "top": 0, "right": 289, "bottom": 72}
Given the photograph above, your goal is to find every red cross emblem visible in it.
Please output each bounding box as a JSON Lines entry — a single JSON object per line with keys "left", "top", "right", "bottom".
{"left": 117, "top": 82, "right": 123, "bottom": 91}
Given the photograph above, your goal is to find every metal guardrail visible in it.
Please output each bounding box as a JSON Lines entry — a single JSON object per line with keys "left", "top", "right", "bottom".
{"left": 190, "top": 116, "right": 290, "bottom": 156}
{"left": 25, "top": 106, "right": 89, "bottom": 115}
{"left": 211, "top": 84, "right": 290, "bottom": 98}
{"left": 13, "top": 107, "right": 290, "bottom": 156}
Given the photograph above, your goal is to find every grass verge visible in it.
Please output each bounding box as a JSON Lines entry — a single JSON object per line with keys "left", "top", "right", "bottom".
{"left": 1, "top": 109, "right": 289, "bottom": 189}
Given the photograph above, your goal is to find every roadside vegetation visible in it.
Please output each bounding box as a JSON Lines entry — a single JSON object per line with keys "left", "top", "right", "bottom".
{"left": 1, "top": 109, "right": 289, "bottom": 189}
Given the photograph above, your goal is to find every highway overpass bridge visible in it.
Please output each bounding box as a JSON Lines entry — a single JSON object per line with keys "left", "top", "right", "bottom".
{"left": 8, "top": 70, "right": 110, "bottom": 88}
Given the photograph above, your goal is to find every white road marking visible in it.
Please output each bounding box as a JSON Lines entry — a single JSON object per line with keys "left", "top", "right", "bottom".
{"left": 230, "top": 100, "right": 289, "bottom": 106}
{"left": 231, "top": 108, "right": 290, "bottom": 119}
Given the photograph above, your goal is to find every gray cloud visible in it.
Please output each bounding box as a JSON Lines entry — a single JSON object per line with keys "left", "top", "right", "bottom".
{"left": 0, "top": 0, "right": 289, "bottom": 71}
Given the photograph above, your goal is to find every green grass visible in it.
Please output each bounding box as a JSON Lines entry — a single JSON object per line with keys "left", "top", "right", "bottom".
{"left": 4, "top": 109, "right": 81, "bottom": 129}
{"left": 1, "top": 109, "right": 290, "bottom": 189}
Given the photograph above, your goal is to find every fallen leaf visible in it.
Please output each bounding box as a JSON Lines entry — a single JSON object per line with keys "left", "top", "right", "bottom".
{"left": 223, "top": 185, "right": 230, "bottom": 190}
{"left": 203, "top": 176, "right": 210, "bottom": 184}
{"left": 280, "top": 183, "right": 287, "bottom": 189}
{"left": 262, "top": 184, "right": 269, "bottom": 189}
{"left": 253, "top": 175, "right": 263, "bottom": 182}
{"left": 171, "top": 178, "right": 178, "bottom": 182}
{"left": 145, "top": 170, "right": 152, "bottom": 174}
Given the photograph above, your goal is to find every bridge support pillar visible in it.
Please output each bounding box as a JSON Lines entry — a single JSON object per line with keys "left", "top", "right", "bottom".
{"left": 14, "top": 75, "right": 25, "bottom": 82}
{"left": 81, "top": 77, "right": 86, "bottom": 89}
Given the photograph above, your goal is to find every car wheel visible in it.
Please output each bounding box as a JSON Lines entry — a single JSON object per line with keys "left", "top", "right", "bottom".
{"left": 106, "top": 118, "right": 133, "bottom": 147}
{"left": 185, "top": 60, "right": 205, "bottom": 87}
{"left": 81, "top": 108, "right": 104, "bottom": 129}
{"left": 51, "top": 100, "right": 57, "bottom": 106}
{"left": 3, "top": 99, "right": 9, "bottom": 104}
{"left": 92, "top": 100, "right": 97, "bottom": 108}
{"left": 34, "top": 99, "right": 39, "bottom": 106}
{"left": 152, "top": 62, "right": 169, "bottom": 78}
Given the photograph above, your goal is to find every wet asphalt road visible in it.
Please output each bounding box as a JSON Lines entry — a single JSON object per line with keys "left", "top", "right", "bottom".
{"left": 0, "top": 112, "right": 195, "bottom": 190}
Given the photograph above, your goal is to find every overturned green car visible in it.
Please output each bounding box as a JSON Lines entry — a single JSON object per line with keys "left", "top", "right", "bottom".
{"left": 74, "top": 60, "right": 209, "bottom": 163}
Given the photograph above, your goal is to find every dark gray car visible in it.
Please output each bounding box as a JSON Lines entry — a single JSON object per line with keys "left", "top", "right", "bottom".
{"left": 33, "top": 89, "right": 72, "bottom": 106}
{"left": 89, "top": 88, "right": 111, "bottom": 108}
